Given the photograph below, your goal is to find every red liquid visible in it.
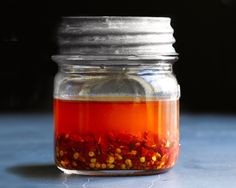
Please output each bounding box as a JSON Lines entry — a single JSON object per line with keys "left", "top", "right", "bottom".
{"left": 54, "top": 98, "right": 179, "bottom": 171}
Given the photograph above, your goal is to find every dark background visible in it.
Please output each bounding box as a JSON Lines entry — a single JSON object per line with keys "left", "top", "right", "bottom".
{"left": 0, "top": 0, "right": 236, "bottom": 113}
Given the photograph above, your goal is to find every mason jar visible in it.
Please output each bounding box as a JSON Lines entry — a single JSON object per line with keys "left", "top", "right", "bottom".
{"left": 52, "top": 16, "right": 180, "bottom": 176}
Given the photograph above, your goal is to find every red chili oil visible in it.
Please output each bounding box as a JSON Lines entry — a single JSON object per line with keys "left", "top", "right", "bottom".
{"left": 54, "top": 97, "right": 179, "bottom": 171}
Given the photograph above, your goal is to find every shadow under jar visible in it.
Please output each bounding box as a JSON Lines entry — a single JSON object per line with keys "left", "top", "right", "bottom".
{"left": 52, "top": 17, "right": 180, "bottom": 176}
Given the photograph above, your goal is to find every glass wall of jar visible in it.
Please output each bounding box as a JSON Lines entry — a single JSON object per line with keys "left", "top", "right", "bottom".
{"left": 52, "top": 17, "right": 180, "bottom": 176}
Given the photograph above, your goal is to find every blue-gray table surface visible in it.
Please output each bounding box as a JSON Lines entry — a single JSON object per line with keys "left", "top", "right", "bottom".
{"left": 0, "top": 113, "right": 236, "bottom": 188}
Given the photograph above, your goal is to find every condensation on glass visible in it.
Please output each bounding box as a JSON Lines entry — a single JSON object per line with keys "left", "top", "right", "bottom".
{"left": 52, "top": 17, "right": 180, "bottom": 176}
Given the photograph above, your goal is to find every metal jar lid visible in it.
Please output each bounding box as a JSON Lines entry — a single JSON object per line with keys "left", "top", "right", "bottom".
{"left": 54, "top": 16, "right": 178, "bottom": 62}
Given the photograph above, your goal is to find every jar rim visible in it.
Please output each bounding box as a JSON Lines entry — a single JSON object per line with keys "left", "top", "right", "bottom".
{"left": 52, "top": 55, "right": 178, "bottom": 66}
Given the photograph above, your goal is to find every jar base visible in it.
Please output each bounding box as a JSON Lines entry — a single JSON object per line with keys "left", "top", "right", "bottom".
{"left": 57, "top": 166, "right": 170, "bottom": 176}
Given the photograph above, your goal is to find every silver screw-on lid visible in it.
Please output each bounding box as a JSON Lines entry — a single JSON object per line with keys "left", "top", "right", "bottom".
{"left": 56, "top": 16, "right": 177, "bottom": 60}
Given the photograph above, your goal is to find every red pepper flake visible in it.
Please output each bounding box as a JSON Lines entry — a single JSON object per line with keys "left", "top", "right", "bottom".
{"left": 55, "top": 131, "right": 179, "bottom": 171}
{"left": 152, "top": 156, "right": 157, "bottom": 161}
{"left": 89, "top": 163, "right": 95, "bottom": 168}
{"left": 140, "top": 157, "right": 145, "bottom": 163}
{"left": 88, "top": 151, "right": 95, "bottom": 157}
{"left": 72, "top": 161, "right": 78, "bottom": 167}
{"left": 73, "top": 152, "right": 79, "bottom": 159}
{"left": 101, "top": 163, "right": 106, "bottom": 169}
{"left": 121, "top": 164, "right": 126, "bottom": 169}
{"left": 107, "top": 156, "right": 115, "bottom": 164}
{"left": 116, "top": 148, "right": 121, "bottom": 153}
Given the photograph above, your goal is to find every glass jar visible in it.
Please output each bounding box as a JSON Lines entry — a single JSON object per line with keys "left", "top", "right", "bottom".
{"left": 52, "top": 17, "right": 180, "bottom": 176}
